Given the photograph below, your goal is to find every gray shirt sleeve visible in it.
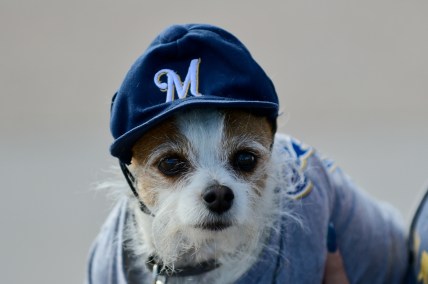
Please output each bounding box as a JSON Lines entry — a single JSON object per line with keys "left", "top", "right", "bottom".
{"left": 86, "top": 199, "right": 129, "bottom": 284}
{"left": 287, "top": 136, "right": 409, "bottom": 283}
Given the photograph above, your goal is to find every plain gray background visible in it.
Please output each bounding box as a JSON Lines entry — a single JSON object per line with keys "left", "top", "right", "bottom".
{"left": 1, "top": 1, "right": 427, "bottom": 283}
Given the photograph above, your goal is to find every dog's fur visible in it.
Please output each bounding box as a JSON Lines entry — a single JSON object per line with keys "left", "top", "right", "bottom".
{"left": 119, "top": 108, "right": 299, "bottom": 283}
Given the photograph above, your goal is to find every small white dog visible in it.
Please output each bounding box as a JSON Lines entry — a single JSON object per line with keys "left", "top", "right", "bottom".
{"left": 87, "top": 24, "right": 409, "bottom": 284}
{"left": 125, "top": 108, "right": 280, "bottom": 283}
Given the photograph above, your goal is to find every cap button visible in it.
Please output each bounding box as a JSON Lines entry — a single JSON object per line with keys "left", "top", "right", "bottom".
{"left": 159, "top": 25, "right": 188, "bottom": 43}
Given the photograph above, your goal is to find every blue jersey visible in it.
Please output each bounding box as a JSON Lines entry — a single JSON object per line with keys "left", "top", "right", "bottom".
{"left": 86, "top": 134, "right": 408, "bottom": 283}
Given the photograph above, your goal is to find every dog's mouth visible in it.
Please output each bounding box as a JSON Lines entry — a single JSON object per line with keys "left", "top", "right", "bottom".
{"left": 195, "top": 221, "right": 232, "bottom": 231}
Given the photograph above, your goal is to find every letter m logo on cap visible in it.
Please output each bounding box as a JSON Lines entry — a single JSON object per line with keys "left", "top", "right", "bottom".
{"left": 154, "top": 58, "right": 203, "bottom": 102}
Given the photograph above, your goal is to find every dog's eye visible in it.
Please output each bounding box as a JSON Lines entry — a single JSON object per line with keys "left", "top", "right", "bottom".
{"left": 233, "top": 151, "right": 257, "bottom": 173}
{"left": 158, "top": 156, "right": 189, "bottom": 176}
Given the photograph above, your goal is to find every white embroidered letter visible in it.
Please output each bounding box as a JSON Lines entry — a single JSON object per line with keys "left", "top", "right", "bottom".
{"left": 154, "top": 58, "right": 202, "bottom": 102}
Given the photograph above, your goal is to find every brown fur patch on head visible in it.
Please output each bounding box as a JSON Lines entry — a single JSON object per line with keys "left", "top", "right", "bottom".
{"left": 223, "top": 110, "right": 275, "bottom": 195}
{"left": 130, "top": 119, "right": 189, "bottom": 207}
{"left": 223, "top": 110, "right": 274, "bottom": 149}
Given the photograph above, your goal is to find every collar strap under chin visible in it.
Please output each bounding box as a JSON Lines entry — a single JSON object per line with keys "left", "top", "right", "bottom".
{"left": 119, "top": 161, "right": 154, "bottom": 216}
{"left": 146, "top": 255, "right": 221, "bottom": 278}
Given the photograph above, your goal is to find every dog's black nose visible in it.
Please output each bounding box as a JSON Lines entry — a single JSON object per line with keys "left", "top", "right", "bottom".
{"left": 202, "top": 185, "right": 234, "bottom": 214}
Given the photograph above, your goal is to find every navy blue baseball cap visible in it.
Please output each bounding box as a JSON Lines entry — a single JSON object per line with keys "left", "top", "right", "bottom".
{"left": 110, "top": 24, "right": 279, "bottom": 164}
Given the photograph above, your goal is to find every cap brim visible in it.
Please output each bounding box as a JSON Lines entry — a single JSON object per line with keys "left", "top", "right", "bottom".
{"left": 110, "top": 95, "right": 278, "bottom": 164}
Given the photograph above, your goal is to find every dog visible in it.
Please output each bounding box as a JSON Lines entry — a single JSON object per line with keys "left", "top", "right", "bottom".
{"left": 87, "top": 24, "right": 409, "bottom": 284}
{"left": 124, "top": 108, "right": 280, "bottom": 283}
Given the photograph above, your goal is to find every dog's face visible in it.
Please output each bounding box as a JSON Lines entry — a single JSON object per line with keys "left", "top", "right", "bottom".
{"left": 129, "top": 108, "right": 275, "bottom": 265}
